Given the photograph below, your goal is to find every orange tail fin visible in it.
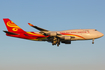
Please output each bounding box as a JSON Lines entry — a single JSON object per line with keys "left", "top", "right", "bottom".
{"left": 3, "top": 18, "right": 25, "bottom": 33}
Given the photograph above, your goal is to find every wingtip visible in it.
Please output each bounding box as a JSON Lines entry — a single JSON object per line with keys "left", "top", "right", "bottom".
{"left": 28, "top": 23, "right": 34, "bottom": 26}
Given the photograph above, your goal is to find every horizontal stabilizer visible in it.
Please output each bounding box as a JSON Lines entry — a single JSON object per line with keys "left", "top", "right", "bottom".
{"left": 28, "top": 23, "right": 49, "bottom": 31}
{"left": 3, "top": 31, "right": 19, "bottom": 35}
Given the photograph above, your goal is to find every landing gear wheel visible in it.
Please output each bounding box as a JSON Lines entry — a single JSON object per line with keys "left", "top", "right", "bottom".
{"left": 92, "top": 39, "right": 94, "bottom": 44}
{"left": 52, "top": 41, "right": 57, "bottom": 45}
{"left": 57, "top": 43, "right": 60, "bottom": 47}
{"left": 57, "top": 39, "right": 60, "bottom": 47}
{"left": 57, "top": 44, "right": 59, "bottom": 47}
{"left": 52, "top": 37, "right": 61, "bottom": 46}
{"left": 52, "top": 38, "right": 57, "bottom": 45}
{"left": 92, "top": 42, "right": 94, "bottom": 44}
{"left": 52, "top": 43, "right": 55, "bottom": 45}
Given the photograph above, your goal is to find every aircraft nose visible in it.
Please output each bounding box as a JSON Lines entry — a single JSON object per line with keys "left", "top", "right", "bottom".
{"left": 101, "top": 33, "right": 104, "bottom": 37}
{"left": 99, "top": 32, "right": 104, "bottom": 37}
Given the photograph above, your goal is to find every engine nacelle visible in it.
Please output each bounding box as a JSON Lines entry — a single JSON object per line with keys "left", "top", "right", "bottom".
{"left": 61, "top": 41, "right": 71, "bottom": 44}
{"left": 49, "top": 32, "right": 57, "bottom": 36}
{"left": 63, "top": 36, "right": 71, "bottom": 40}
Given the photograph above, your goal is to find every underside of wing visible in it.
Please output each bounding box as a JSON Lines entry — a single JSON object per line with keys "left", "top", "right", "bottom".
{"left": 28, "top": 23, "right": 75, "bottom": 47}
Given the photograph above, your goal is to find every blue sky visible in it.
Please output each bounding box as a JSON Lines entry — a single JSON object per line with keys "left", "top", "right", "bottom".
{"left": 0, "top": 0, "right": 105, "bottom": 70}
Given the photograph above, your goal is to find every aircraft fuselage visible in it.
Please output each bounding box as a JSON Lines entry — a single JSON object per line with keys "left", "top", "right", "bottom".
{"left": 3, "top": 18, "right": 104, "bottom": 46}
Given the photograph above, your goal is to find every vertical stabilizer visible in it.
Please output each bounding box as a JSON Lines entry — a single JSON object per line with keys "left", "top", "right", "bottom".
{"left": 3, "top": 18, "right": 25, "bottom": 33}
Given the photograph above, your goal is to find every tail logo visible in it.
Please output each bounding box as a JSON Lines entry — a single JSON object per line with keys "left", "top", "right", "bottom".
{"left": 12, "top": 28, "right": 18, "bottom": 31}
{"left": 7, "top": 21, "right": 21, "bottom": 31}
{"left": 7, "top": 21, "right": 20, "bottom": 28}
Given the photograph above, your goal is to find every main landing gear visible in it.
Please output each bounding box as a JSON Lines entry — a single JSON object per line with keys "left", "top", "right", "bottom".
{"left": 57, "top": 39, "right": 60, "bottom": 47}
{"left": 52, "top": 37, "right": 57, "bottom": 45}
{"left": 52, "top": 37, "right": 60, "bottom": 47}
{"left": 92, "top": 39, "right": 94, "bottom": 44}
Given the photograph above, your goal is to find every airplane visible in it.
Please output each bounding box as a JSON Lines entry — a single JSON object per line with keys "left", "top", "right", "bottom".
{"left": 3, "top": 18, "right": 104, "bottom": 46}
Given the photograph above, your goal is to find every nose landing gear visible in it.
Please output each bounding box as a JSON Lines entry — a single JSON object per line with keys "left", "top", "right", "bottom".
{"left": 92, "top": 39, "right": 94, "bottom": 44}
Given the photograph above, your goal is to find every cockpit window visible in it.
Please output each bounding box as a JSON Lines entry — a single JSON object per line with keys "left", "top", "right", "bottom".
{"left": 95, "top": 29, "right": 97, "bottom": 31}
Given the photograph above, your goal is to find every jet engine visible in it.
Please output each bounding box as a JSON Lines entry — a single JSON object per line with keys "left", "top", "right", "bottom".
{"left": 63, "top": 36, "right": 71, "bottom": 40}
{"left": 49, "top": 32, "right": 57, "bottom": 36}
{"left": 61, "top": 41, "right": 71, "bottom": 44}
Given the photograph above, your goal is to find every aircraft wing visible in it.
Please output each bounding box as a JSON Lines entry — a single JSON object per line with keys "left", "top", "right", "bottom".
{"left": 28, "top": 23, "right": 49, "bottom": 31}
{"left": 28, "top": 23, "right": 75, "bottom": 46}
{"left": 28, "top": 23, "right": 75, "bottom": 38}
